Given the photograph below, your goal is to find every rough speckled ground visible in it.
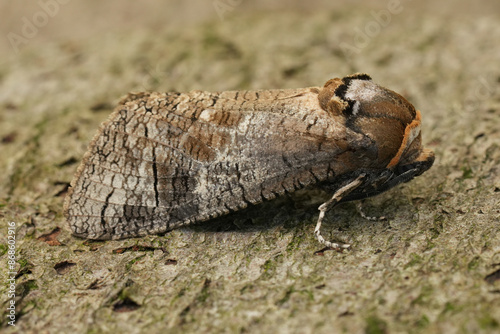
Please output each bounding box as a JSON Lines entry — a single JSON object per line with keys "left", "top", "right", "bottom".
{"left": 1, "top": 1, "right": 500, "bottom": 333}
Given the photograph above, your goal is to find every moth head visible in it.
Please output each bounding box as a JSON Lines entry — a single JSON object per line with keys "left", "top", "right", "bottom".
{"left": 319, "top": 73, "right": 434, "bottom": 173}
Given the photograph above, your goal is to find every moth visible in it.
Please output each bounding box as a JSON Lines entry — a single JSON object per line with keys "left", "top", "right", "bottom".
{"left": 64, "top": 73, "right": 434, "bottom": 249}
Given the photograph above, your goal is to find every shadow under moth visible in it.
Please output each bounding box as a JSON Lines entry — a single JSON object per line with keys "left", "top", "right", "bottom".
{"left": 65, "top": 73, "right": 435, "bottom": 249}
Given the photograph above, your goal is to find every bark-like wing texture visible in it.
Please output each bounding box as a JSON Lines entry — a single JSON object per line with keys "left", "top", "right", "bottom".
{"left": 65, "top": 88, "right": 376, "bottom": 239}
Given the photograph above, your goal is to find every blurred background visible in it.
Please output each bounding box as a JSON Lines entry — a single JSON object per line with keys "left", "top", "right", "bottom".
{"left": 2, "top": 0, "right": 497, "bottom": 51}
{"left": 2, "top": 0, "right": 500, "bottom": 54}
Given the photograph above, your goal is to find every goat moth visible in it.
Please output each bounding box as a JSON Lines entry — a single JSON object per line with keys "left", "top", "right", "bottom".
{"left": 64, "top": 73, "right": 435, "bottom": 248}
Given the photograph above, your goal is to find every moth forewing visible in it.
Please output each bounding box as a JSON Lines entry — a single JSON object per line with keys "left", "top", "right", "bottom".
{"left": 65, "top": 73, "right": 434, "bottom": 248}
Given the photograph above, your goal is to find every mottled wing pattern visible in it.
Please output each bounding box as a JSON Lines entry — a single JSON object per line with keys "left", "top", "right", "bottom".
{"left": 65, "top": 88, "right": 376, "bottom": 239}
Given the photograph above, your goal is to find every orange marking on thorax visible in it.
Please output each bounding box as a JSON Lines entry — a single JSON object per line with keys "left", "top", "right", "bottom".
{"left": 387, "top": 110, "right": 422, "bottom": 168}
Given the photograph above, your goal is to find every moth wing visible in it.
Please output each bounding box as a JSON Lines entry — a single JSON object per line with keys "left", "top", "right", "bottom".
{"left": 65, "top": 90, "right": 374, "bottom": 239}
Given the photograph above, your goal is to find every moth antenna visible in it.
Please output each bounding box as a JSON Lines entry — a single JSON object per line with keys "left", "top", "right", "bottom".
{"left": 314, "top": 174, "right": 365, "bottom": 249}
{"left": 356, "top": 201, "right": 386, "bottom": 221}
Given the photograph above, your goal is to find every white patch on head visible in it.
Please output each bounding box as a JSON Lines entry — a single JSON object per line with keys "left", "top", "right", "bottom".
{"left": 345, "top": 79, "right": 383, "bottom": 102}
{"left": 352, "top": 101, "right": 361, "bottom": 115}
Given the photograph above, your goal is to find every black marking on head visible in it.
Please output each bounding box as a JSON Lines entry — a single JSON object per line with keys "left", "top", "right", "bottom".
{"left": 347, "top": 73, "right": 372, "bottom": 81}
{"left": 335, "top": 74, "right": 372, "bottom": 97}
{"left": 342, "top": 102, "right": 355, "bottom": 116}
{"left": 334, "top": 81, "right": 350, "bottom": 102}
{"left": 334, "top": 74, "right": 371, "bottom": 116}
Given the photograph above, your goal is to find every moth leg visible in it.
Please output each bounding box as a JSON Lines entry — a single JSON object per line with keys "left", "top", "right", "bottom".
{"left": 356, "top": 201, "right": 386, "bottom": 221}
{"left": 315, "top": 174, "right": 365, "bottom": 249}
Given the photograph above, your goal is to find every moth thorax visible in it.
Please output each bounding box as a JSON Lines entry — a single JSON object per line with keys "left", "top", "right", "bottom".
{"left": 343, "top": 80, "right": 421, "bottom": 167}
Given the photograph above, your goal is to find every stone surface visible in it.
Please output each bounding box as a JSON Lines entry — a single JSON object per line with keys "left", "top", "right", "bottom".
{"left": 1, "top": 1, "right": 499, "bottom": 333}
